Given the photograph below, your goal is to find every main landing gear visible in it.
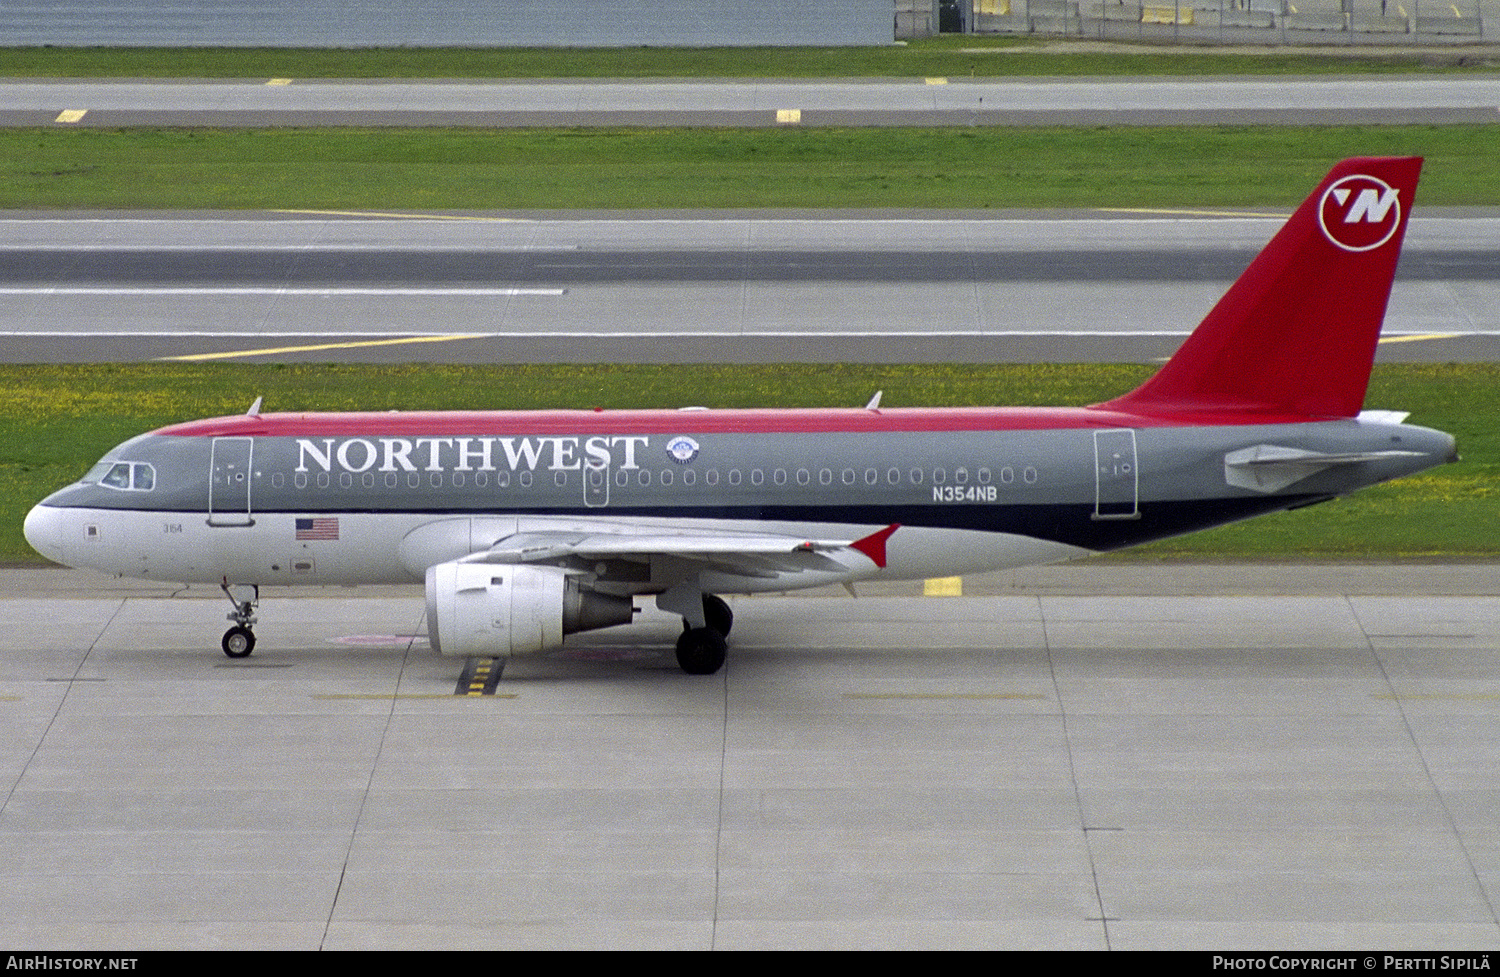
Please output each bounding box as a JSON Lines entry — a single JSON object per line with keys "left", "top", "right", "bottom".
{"left": 220, "top": 582, "right": 259, "bottom": 659}
{"left": 675, "top": 593, "right": 733, "bottom": 676}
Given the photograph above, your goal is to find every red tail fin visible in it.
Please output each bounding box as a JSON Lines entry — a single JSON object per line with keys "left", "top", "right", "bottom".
{"left": 1102, "top": 156, "right": 1422, "bottom": 420}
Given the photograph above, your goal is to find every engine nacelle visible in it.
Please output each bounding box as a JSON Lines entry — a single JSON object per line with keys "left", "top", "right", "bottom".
{"left": 425, "top": 561, "right": 635, "bottom": 658}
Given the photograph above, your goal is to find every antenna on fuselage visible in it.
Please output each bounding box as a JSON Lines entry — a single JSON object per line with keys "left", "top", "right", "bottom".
{"left": 246, "top": 396, "right": 263, "bottom": 417}
{"left": 864, "top": 391, "right": 882, "bottom": 411}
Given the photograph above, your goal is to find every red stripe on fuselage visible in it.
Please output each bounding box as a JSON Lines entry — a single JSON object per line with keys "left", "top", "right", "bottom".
{"left": 157, "top": 405, "right": 1313, "bottom": 439}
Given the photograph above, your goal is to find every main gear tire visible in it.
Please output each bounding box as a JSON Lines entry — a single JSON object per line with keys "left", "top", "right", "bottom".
{"left": 675, "top": 626, "right": 727, "bottom": 675}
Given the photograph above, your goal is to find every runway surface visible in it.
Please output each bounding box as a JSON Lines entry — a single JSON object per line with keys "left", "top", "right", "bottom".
{"left": 7, "top": 76, "right": 1500, "bottom": 127}
{"left": 7, "top": 73, "right": 1499, "bottom": 363}
{"left": 3, "top": 210, "right": 1497, "bottom": 363}
{"left": 1, "top": 562, "right": 1497, "bottom": 949}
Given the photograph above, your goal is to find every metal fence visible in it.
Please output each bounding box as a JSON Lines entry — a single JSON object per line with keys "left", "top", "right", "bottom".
{"left": 967, "top": 0, "right": 1488, "bottom": 42}
{"left": 1, "top": 0, "right": 1488, "bottom": 49}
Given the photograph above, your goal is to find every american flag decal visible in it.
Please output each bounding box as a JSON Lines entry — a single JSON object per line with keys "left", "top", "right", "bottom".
{"left": 295, "top": 517, "right": 339, "bottom": 541}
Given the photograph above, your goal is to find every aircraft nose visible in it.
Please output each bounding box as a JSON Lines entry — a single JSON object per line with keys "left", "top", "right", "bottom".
{"left": 23, "top": 504, "right": 66, "bottom": 565}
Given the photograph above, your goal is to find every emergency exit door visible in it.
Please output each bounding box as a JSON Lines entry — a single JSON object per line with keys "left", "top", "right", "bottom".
{"left": 1093, "top": 429, "right": 1139, "bottom": 520}
{"left": 208, "top": 437, "right": 255, "bottom": 526}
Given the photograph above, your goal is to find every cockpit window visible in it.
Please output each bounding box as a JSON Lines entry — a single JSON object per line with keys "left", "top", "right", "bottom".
{"left": 87, "top": 461, "right": 157, "bottom": 492}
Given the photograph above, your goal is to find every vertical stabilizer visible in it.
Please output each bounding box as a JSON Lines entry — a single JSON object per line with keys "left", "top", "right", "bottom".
{"left": 1102, "top": 156, "right": 1422, "bottom": 420}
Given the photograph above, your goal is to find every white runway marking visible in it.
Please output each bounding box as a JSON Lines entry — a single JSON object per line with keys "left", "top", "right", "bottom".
{"left": 0, "top": 329, "right": 1489, "bottom": 338}
{"left": 0, "top": 287, "right": 567, "bottom": 297}
{"left": 0, "top": 243, "right": 577, "bottom": 251}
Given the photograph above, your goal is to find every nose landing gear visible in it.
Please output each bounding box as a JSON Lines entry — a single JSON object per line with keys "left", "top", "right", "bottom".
{"left": 219, "top": 581, "right": 259, "bottom": 659}
{"left": 222, "top": 625, "right": 255, "bottom": 658}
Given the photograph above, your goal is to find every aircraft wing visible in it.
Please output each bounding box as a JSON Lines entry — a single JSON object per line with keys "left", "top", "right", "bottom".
{"left": 456, "top": 524, "right": 899, "bottom": 581}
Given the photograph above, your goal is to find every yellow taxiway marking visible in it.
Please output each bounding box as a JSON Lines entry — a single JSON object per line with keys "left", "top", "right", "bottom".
{"left": 55, "top": 109, "right": 87, "bottom": 124}
{"left": 776, "top": 108, "right": 801, "bottom": 124}
{"left": 1163, "top": 333, "right": 1462, "bottom": 356}
{"left": 846, "top": 692, "right": 1047, "bottom": 700}
{"left": 163, "top": 333, "right": 490, "bottom": 362}
{"left": 1100, "top": 207, "right": 1287, "bottom": 219}
{"left": 266, "top": 78, "right": 293, "bottom": 86}
{"left": 1378, "top": 333, "right": 1462, "bottom": 344}
{"left": 923, "top": 576, "right": 963, "bottom": 596}
{"left": 273, "top": 209, "right": 532, "bottom": 222}
{"left": 924, "top": 77, "right": 949, "bottom": 85}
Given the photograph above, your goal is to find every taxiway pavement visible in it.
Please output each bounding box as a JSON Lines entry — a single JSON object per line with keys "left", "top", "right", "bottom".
{"left": 1, "top": 562, "right": 1497, "bottom": 949}
{"left": 7, "top": 76, "right": 1500, "bottom": 128}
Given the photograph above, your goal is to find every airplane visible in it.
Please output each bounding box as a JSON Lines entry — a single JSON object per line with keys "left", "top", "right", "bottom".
{"left": 23, "top": 156, "right": 1457, "bottom": 676}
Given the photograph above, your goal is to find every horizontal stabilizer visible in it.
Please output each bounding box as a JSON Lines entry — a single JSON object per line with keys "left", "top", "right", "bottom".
{"left": 1224, "top": 444, "right": 1426, "bottom": 493}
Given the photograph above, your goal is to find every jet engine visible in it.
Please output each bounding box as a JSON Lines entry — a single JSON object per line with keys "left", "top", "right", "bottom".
{"left": 425, "top": 561, "right": 635, "bottom": 658}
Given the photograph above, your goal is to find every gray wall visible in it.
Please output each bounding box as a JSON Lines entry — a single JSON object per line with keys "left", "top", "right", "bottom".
{"left": 0, "top": 1, "right": 896, "bottom": 47}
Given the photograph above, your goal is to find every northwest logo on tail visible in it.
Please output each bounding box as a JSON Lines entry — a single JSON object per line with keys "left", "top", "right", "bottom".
{"left": 1318, "top": 174, "right": 1402, "bottom": 253}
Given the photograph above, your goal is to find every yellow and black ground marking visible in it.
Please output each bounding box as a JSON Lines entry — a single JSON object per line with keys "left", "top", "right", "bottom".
{"left": 456, "top": 656, "right": 506, "bottom": 696}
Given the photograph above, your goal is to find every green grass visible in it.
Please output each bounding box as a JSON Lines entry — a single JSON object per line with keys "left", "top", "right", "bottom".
{"left": 3, "top": 363, "right": 1495, "bottom": 564}
{"left": 1136, "top": 365, "right": 1499, "bottom": 559}
{"left": 7, "top": 125, "right": 1500, "bottom": 210}
{"left": 2, "top": 39, "right": 1494, "bottom": 79}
